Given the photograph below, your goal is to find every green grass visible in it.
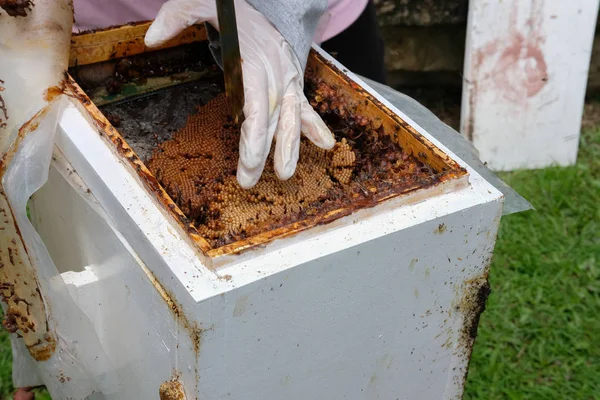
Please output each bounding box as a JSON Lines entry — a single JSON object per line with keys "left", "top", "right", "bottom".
{"left": 464, "top": 127, "right": 600, "bottom": 399}
{"left": 0, "top": 331, "right": 12, "bottom": 398}
{"left": 0, "top": 130, "right": 598, "bottom": 399}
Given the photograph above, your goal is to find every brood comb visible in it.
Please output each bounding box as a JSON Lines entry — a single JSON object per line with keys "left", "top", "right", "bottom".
{"left": 147, "top": 79, "right": 437, "bottom": 248}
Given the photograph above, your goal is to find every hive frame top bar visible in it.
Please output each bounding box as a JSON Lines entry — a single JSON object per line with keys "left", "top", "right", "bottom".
{"left": 67, "top": 23, "right": 471, "bottom": 261}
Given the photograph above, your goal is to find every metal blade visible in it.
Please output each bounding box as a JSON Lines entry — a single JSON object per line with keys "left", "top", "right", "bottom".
{"left": 216, "top": 0, "right": 244, "bottom": 125}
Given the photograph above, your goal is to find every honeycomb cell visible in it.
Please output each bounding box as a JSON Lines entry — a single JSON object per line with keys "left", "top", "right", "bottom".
{"left": 147, "top": 78, "right": 437, "bottom": 248}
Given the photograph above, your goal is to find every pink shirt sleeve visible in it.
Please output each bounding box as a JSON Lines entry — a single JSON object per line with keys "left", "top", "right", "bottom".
{"left": 73, "top": 0, "right": 368, "bottom": 43}
{"left": 316, "top": 0, "right": 369, "bottom": 43}
{"left": 72, "top": 0, "right": 166, "bottom": 32}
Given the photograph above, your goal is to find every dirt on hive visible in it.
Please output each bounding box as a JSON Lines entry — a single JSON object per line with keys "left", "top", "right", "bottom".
{"left": 0, "top": 0, "right": 33, "bottom": 17}
{"left": 147, "top": 75, "right": 440, "bottom": 248}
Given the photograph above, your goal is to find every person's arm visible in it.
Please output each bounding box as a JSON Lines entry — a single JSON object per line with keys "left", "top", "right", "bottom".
{"left": 245, "top": 0, "right": 326, "bottom": 67}
{"left": 145, "top": 0, "right": 334, "bottom": 189}
{"left": 205, "top": 0, "right": 326, "bottom": 72}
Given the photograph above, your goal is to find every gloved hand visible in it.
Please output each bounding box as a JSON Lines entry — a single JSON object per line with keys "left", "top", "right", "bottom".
{"left": 145, "top": 0, "right": 335, "bottom": 189}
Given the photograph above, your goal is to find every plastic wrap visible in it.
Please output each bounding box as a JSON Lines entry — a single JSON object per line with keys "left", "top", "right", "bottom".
{"left": 0, "top": 2, "right": 120, "bottom": 398}
{"left": 3, "top": 99, "right": 121, "bottom": 398}
{"left": 360, "top": 77, "right": 533, "bottom": 215}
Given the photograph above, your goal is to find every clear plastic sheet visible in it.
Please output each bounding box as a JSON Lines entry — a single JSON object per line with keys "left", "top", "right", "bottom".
{"left": 1, "top": 2, "right": 121, "bottom": 398}
{"left": 3, "top": 99, "right": 121, "bottom": 399}
{"left": 360, "top": 77, "right": 533, "bottom": 215}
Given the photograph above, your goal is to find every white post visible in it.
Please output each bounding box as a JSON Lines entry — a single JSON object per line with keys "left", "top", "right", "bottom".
{"left": 461, "top": 0, "right": 599, "bottom": 171}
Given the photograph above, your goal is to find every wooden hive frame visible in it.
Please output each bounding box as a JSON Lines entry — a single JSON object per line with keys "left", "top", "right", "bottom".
{"left": 67, "top": 22, "right": 469, "bottom": 259}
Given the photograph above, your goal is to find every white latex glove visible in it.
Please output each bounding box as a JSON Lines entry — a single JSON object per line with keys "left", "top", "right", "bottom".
{"left": 145, "top": 0, "right": 335, "bottom": 189}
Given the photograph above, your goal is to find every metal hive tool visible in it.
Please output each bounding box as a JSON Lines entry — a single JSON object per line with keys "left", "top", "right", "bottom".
{"left": 215, "top": 0, "right": 245, "bottom": 125}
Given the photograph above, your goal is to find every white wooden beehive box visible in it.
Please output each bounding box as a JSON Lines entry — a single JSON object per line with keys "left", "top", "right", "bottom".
{"left": 7, "top": 23, "right": 504, "bottom": 400}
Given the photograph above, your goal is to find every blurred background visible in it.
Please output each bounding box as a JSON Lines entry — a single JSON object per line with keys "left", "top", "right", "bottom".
{"left": 374, "top": 1, "right": 599, "bottom": 398}
{"left": 1, "top": 1, "right": 598, "bottom": 398}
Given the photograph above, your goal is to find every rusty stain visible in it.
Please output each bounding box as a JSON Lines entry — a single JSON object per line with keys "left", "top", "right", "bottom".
{"left": 65, "top": 24, "right": 468, "bottom": 261}
{"left": 7, "top": 247, "right": 14, "bottom": 265}
{"left": 452, "top": 270, "right": 492, "bottom": 391}
{"left": 465, "top": 38, "right": 500, "bottom": 141}
{"left": 58, "top": 371, "right": 72, "bottom": 383}
{"left": 159, "top": 380, "right": 187, "bottom": 400}
{"left": 469, "top": 0, "right": 548, "bottom": 116}
{"left": 44, "top": 86, "right": 64, "bottom": 102}
{"left": 0, "top": 85, "right": 61, "bottom": 361}
{"left": 465, "top": 80, "right": 477, "bottom": 142}
{"left": 493, "top": 32, "right": 548, "bottom": 102}
{"left": 141, "top": 264, "right": 206, "bottom": 357}
{"left": 500, "top": 0, "right": 548, "bottom": 100}
{"left": 0, "top": 79, "right": 7, "bottom": 129}
{"left": 137, "top": 257, "right": 210, "bottom": 396}
{"left": 0, "top": 192, "right": 57, "bottom": 361}
{"left": 0, "top": 103, "right": 51, "bottom": 175}
{"left": 27, "top": 335, "right": 57, "bottom": 361}
{"left": 459, "top": 276, "right": 491, "bottom": 340}
{"left": 0, "top": 0, "right": 34, "bottom": 17}
{"left": 435, "top": 223, "right": 447, "bottom": 234}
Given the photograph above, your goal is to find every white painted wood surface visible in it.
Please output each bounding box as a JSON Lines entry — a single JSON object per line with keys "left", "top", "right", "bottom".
{"left": 25, "top": 105, "right": 502, "bottom": 399}
{"left": 461, "top": 0, "right": 599, "bottom": 171}
{"left": 16, "top": 50, "right": 505, "bottom": 399}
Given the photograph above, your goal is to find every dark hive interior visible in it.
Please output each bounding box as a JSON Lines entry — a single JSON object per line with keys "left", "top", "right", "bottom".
{"left": 79, "top": 44, "right": 446, "bottom": 248}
